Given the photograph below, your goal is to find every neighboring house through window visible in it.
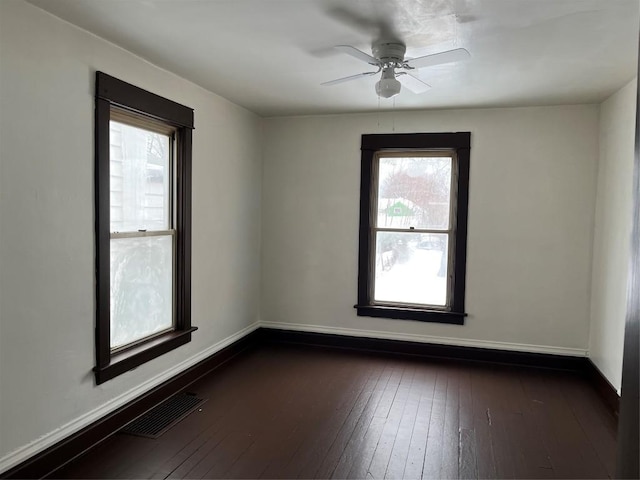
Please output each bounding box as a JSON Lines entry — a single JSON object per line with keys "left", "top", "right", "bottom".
{"left": 94, "top": 72, "right": 196, "bottom": 384}
{"left": 355, "top": 133, "right": 470, "bottom": 324}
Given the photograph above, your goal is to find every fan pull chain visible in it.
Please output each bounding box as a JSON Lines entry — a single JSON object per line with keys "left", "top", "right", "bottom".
{"left": 455, "top": 14, "right": 459, "bottom": 46}
{"left": 392, "top": 97, "right": 396, "bottom": 132}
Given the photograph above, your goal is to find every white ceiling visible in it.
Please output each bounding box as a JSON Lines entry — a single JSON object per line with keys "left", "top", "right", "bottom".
{"left": 27, "top": 0, "right": 639, "bottom": 117}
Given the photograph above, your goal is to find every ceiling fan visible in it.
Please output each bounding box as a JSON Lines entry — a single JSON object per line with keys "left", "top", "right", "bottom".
{"left": 322, "top": 41, "right": 470, "bottom": 98}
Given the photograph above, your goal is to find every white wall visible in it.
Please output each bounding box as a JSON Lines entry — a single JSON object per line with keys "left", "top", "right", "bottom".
{"left": 0, "top": 0, "right": 262, "bottom": 469}
{"left": 261, "top": 105, "right": 599, "bottom": 354}
{"left": 0, "top": 0, "right": 627, "bottom": 471}
{"left": 590, "top": 79, "right": 637, "bottom": 393}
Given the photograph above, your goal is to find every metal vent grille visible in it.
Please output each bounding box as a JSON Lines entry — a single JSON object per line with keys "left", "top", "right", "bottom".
{"left": 121, "top": 392, "right": 206, "bottom": 438}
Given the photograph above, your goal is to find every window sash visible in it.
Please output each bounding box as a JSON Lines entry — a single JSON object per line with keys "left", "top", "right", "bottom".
{"left": 111, "top": 107, "right": 177, "bottom": 136}
{"left": 372, "top": 150, "right": 457, "bottom": 232}
{"left": 369, "top": 231, "right": 453, "bottom": 309}
{"left": 111, "top": 230, "right": 176, "bottom": 239}
{"left": 109, "top": 113, "right": 176, "bottom": 234}
{"left": 110, "top": 326, "right": 175, "bottom": 354}
{"left": 369, "top": 150, "right": 458, "bottom": 310}
{"left": 109, "top": 233, "right": 176, "bottom": 352}
{"left": 108, "top": 110, "right": 177, "bottom": 351}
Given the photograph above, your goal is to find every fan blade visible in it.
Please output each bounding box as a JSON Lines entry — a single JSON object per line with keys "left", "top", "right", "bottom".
{"left": 406, "top": 48, "right": 470, "bottom": 69}
{"left": 397, "top": 73, "right": 431, "bottom": 94}
{"left": 334, "top": 45, "right": 378, "bottom": 65}
{"left": 326, "top": 6, "right": 401, "bottom": 44}
{"left": 326, "top": 6, "right": 381, "bottom": 34}
{"left": 321, "top": 71, "right": 378, "bottom": 86}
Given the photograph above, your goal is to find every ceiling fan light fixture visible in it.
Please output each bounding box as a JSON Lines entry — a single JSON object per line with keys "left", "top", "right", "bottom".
{"left": 375, "top": 67, "right": 401, "bottom": 98}
{"left": 324, "top": 42, "right": 469, "bottom": 99}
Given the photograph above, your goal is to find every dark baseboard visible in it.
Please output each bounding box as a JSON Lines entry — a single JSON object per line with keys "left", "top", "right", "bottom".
{"left": 584, "top": 358, "right": 620, "bottom": 417}
{"left": 2, "top": 326, "right": 621, "bottom": 479}
{"left": 2, "top": 328, "right": 261, "bottom": 480}
{"left": 260, "top": 328, "right": 621, "bottom": 418}
{"left": 259, "top": 328, "right": 588, "bottom": 371}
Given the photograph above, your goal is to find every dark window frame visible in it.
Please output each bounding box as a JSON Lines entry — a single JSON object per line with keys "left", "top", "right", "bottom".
{"left": 355, "top": 133, "right": 471, "bottom": 325}
{"left": 94, "top": 72, "right": 196, "bottom": 385}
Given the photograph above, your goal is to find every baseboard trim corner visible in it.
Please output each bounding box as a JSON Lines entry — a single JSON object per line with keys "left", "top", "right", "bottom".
{"left": 1, "top": 323, "right": 617, "bottom": 479}
{"left": 1, "top": 326, "right": 261, "bottom": 479}
{"left": 259, "top": 326, "right": 620, "bottom": 418}
{"left": 259, "top": 325, "right": 588, "bottom": 372}
{"left": 259, "top": 321, "right": 587, "bottom": 357}
{"left": 584, "top": 359, "right": 620, "bottom": 417}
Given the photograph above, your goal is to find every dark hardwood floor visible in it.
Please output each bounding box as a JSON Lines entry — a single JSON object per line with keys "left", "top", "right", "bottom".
{"left": 50, "top": 345, "right": 617, "bottom": 479}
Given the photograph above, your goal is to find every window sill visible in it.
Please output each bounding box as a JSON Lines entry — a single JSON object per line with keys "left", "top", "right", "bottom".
{"left": 94, "top": 327, "right": 198, "bottom": 385}
{"left": 354, "top": 305, "right": 466, "bottom": 325}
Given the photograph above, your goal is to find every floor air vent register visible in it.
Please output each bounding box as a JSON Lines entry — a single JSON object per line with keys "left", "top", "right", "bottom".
{"left": 120, "top": 392, "right": 206, "bottom": 439}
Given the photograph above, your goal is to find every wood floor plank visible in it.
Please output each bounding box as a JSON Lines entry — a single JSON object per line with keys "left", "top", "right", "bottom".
{"left": 346, "top": 363, "right": 408, "bottom": 479}
{"left": 458, "top": 428, "right": 477, "bottom": 480}
{"left": 556, "top": 374, "right": 618, "bottom": 477}
{"left": 347, "top": 363, "right": 414, "bottom": 478}
{"left": 365, "top": 365, "right": 417, "bottom": 479}
{"left": 509, "top": 371, "right": 555, "bottom": 479}
{"left": 440, "top": 366, "right": 461, "bottom": 479}
{"left": 456, "top": 368, "right": 477, "bottom": 480}
{"left": 272, "top": 354, "right": 371, "bottom": 478}
{"left": 51, "top": 347, "right": 618, "bottom": 480}
{"left": 421, "top": 368, "right": 448, "bottom": 479}
{"left": 133, "top": 350, "right": 274, "bottom": 479}
{"left": 233, "top": 351, "right": 338, "bottom": 479}
{"left": 373, "top": 363, "right": 406, "bottom": 419}
{"left": 165, "top": 430, "right": 230, "bottom": 479}
{"left": 521, "top": 371, "right": 610, "bottom": 479}
{"left": 485, "top": 371, "right": 520, "bottom": 479}
{"left": 147, "top": 414, "right": 227, "bottom": 479}
{"left": 384, "top": 365, "right": 427, "bottom": 479}
{"left": 223, "top": 356, "right": 325, "bottom": 478}
{"left": 329, "top": 363, "right": 396, "bottom": 479}
{"left": 201, "top": 432, "right": 256, "bottom": 479}
{"left": 312, "top": 357, "right": 389, "bottom": 479}
{"left": 469, "top": 368, "right": 497, "bottom": 480}
{"left": 458, "top": 368, "right": 474, "bottom": 431}
{"left": 401, "top": 365, "right": 437, "bottom": 479}
{"left": 48, "top": 434, "right": 140, "bottom": 479}
{"left": 344, "top": 416, "right": 387, "bottom": 479}
{"left": 243, "top": 353, "right": 373, "bottom": 479}
{"left": 162, "top": 346, "right": 312, "bottom": 478}
{"left": 294, "top": 359, "right": 382, "bottom": 478}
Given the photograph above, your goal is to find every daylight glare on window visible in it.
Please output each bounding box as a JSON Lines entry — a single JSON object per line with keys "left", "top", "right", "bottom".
{"left": 110, "top": 236, "right": 174, "bottom": 348}
{"left": 373, "top": 155, "right": 453, "bottom": 307}
{"left": 109, "top": 120, "right": 171, "bottom": 233}
{"left": 109, "top": 119, "right": 175, "bottom": 349}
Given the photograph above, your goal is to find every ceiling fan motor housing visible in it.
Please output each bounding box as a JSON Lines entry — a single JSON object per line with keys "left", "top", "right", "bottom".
{"left": 372, "top": 42, "right": 406, "bottom": 66}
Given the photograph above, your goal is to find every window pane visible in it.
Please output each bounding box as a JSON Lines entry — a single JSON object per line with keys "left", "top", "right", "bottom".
{"left": 110, "top": 235, "right": 173, "bottom": 349}
{"left": 377, "top": 156, "right": 452, "bottom": 230}
{"left": 374, "top": 231, "right": 448, "bottom": 306}
{"left": 110, "top": 120, "right": 171, "bottom": 232}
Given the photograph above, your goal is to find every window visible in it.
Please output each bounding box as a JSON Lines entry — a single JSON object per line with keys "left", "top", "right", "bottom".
{"left": 355, "top": 133, "right": 470, "bottom": 324}
{"left": 94, "top": 72, "right": 196, "bottom": 384}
